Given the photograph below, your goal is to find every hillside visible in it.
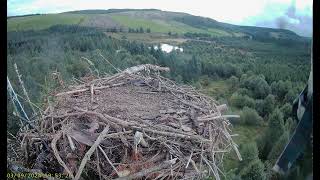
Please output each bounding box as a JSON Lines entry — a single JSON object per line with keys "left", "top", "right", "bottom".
{"left": 7, "top": 9, "right": 306, "bottom": 42}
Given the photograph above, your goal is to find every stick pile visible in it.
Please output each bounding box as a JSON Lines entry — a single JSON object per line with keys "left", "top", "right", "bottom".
{"left": 17, "top": 64, "right": 241, "bottom": 179}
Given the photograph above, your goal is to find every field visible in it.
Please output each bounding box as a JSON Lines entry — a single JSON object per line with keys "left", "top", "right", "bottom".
{"left": 8, "top": 12, "right": 232, "bottom": 37}
{"left": 7, "top": 14, "right": 87, "bottom": 31}
{"left": 110, "top": 15, "right": 205, "bottom": 34}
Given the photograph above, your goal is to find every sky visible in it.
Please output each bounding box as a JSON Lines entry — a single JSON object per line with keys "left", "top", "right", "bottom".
{"left": 7, "top": 0, "right": 313, "bottom": 37}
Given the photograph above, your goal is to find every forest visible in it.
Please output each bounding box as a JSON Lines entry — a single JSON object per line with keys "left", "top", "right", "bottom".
{"left": 7, "top": 24, "right": 311, "bottom": 180}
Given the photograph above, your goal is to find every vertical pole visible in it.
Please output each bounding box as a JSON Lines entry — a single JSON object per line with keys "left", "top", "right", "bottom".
{"left": 7, "top": 76, "right": 30, "bottom": 124}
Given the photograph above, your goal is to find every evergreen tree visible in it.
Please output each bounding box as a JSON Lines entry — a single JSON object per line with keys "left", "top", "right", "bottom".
{"left": 187, "top": 55, "right": 201, "bottom": 80}
{"left": 280, "top": 103, "right": 292, "bottom": 120}
{"left": 267, "top": 130, "right": 290, "bottom": 164}
{"left": 240, "top": 107, "right": 263, "bottom": 126}
{"left": 260, "top": 108, "right": 285, "bottom": 159}
{"left": 239, "top": 142, "right": 259, "bottom": 168}
{"left": 139, "top": 27, "right": 144, "bottom": 33}
{"left": 228, "top": 75, "right": 239, "bottom": 89}
{"left": 230, "top": 93, "right": 255, "bottom": 109}
{"left": 284, "top": 117, "right": 297, "bottom": 134}
{"left": 261, "top": 94, "right": 276, "bottom": 117}
{"left": 284, "top": 89, "right": 296, "bottom": 103}
{"left": 239, "top": 159, "right": 266, "bottom": 180}
{"left": 241, "top": 75, "right": 271, "bottom": 99}
{"left": 226, "top": 168, "right": 242, "bottom": 180}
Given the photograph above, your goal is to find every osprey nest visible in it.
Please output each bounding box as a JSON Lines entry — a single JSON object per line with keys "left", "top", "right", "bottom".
{"left": 15, "top": 64, "right": 242, "bottom": 180}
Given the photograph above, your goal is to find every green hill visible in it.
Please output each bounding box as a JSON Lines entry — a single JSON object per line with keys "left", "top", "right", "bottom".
{"left": 7, "top": 9, "right": 305, "bottom": 41}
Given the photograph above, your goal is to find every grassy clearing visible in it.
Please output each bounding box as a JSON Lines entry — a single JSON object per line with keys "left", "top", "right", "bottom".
{"left": 110, "top": 15, "right": 227, "bottom": 36}
{"left": 7, "top": 14, "right": 86, "bottom": 32}
{"left": 207, "top": 28, "right": 232, "bottom": 37}
{"left": 110, "top": 15, "right": 178, "bottom": 33}
{"left": 8, "top": 12, "right": 233, "bottom": 38}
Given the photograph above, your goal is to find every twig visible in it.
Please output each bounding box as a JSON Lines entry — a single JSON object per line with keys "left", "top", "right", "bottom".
{"left": 198, "top": 115, "right": 240, "bottom": 122}
{"left": 51, "top": 131, "right": 75, "bottom": 179}
{"left": 98, "top": 145, "right": 119, "bottom": 176}
{"left": 74, "top": 125, "right": 110, "bottom": 180}
{"left": 14, "top": 63, "right": 36, "bottom": 115}
{"left": 90, "top": 84, "right": 94, "bottom": 102}
{"left": 98, "top": 53, "right": 122, "bottom": 73}
{"left": 115, "top": 158, "right": 178, "bottom": 180}
{"left": 202, "top": 156, "right": 220, "bottom": 180}
{"left": 67, "top": 135, "right": 76, "bottom": 151}
{"left": 190, "top": 159, "right": 199, "bottom": 173}
{"left": 185, "top": 151, "right": 193, "bottom": 169}
{"left": 55, "top": 82, "right": 125, "bottom": 96}
{"left": 96, "top": 150, "right": 102, "bottom": 180}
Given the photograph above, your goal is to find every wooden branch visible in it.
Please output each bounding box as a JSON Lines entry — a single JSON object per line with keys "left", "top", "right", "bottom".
{"left": 67, "top": 135, "right": 76, "bottom": 151}
{"left": 123, "top": 64, "right": 170, "bottom": 74}
{"left": 51, "top": 131, "right": 75, "bottom": 179}
{"left": 115, "top": 158, "right": 177, "bottom": 180}
{"left": 98, "top": 145, "right": 119, "bottom": 176}
{"left": 55, "top": 82, "right": 125, "bottom": 97}
{"left": 216, "top": 104, "right": 228, "bottom": 113}
{"left": 198, "top": 115, "right": 240, "bottom": 122}
{"left": 74, "top": 125, "right": 110, "bottom": 180}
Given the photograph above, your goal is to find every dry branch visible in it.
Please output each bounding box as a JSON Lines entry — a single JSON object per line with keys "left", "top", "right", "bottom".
{"left": 74, "top": 125, "right": 110, "bottom": 180}
{"left": 51, "top": 131, "right": 75, "bottom": 179}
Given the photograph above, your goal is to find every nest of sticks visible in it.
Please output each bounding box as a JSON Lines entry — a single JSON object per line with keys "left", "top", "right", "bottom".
{"left": 16, "top": 64, "right": 242, "bottom": 180}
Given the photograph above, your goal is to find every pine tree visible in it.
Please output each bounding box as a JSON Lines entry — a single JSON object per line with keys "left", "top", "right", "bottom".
{"left": 239, "top": 142, "right": 259, "bottom": 168}
{"left": 260, "top": 108, "right": 285, "bottom": 159}
{"left": 267, "top": 109, "right": 285, "bottom": 140}
{"left": 240, "top": 107, "right": 263, "bottom": 126}
{"left": 262, "top": 94, "right": 276, "bottom": 117}
{"left": 267, "top": 130, "right": 290, "bottom": 164}
{"left": 139, "top": 27, "right": 144, "bottom": 33}
{"left": 239, "top": 159, "right": 266, "bottom": 180}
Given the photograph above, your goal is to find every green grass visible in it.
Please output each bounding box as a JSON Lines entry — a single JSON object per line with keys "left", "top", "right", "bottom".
{"left": 207, "top": 28, "right": 232, "bottom": 37}
{"left": 109, "top": 15, "right": 232, "bottom": 36}
{"left": 7, "top": 12, "right": 232, "bottom": 38}
{"left": 7, "top": 14, "right": 86, "bottom": 32}
{"left": 110, "top": 15, "right": 179, "bottom": 33}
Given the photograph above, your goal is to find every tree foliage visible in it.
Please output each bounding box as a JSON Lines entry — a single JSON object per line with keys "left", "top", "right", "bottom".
{"left": 240, "top": 75, "right": 271, "bottom": 99}
{"left": 239, "top": 159, "right": 266, "bottom": 180}
{"left": 256, "top": 94, "right": 276, "bottom": 117}
{"left": 230, "top": 93, "right": 255, "bottom": 109}
{"left": 260, "top": 108, "right": 285, "bottom": 159}
{"left": 267, "top": 130, "right": 290, "bottom": 164}
{"left": 240, "top": 107, "right": 263, "bottom": 126}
